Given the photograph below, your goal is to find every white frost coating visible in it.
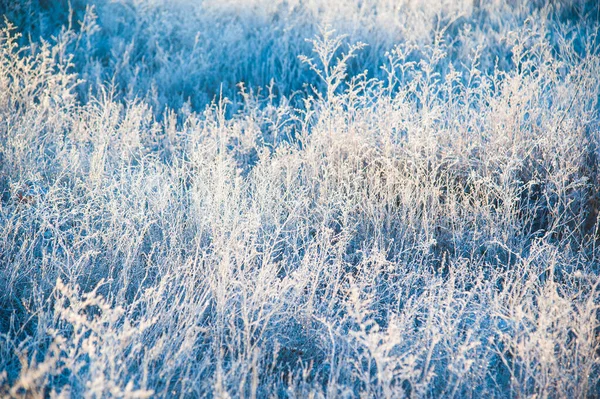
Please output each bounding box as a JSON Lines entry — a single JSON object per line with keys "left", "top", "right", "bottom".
{"left": 0, "top": 1, "right": 599, "bottom": 397}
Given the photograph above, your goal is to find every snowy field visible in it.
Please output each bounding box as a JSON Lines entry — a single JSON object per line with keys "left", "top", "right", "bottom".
{"left": 1, "top": 0, "right": 600, "bottom": 397}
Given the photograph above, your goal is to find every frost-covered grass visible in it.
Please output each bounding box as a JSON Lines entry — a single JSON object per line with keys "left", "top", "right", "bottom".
{"left": 1, "top": 0, "right": 600, "bottom": 397}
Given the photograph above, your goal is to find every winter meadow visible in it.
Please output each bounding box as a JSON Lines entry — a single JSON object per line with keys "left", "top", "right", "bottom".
{"left": 1, "top": 0, "right": 600, "bottom": 397}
